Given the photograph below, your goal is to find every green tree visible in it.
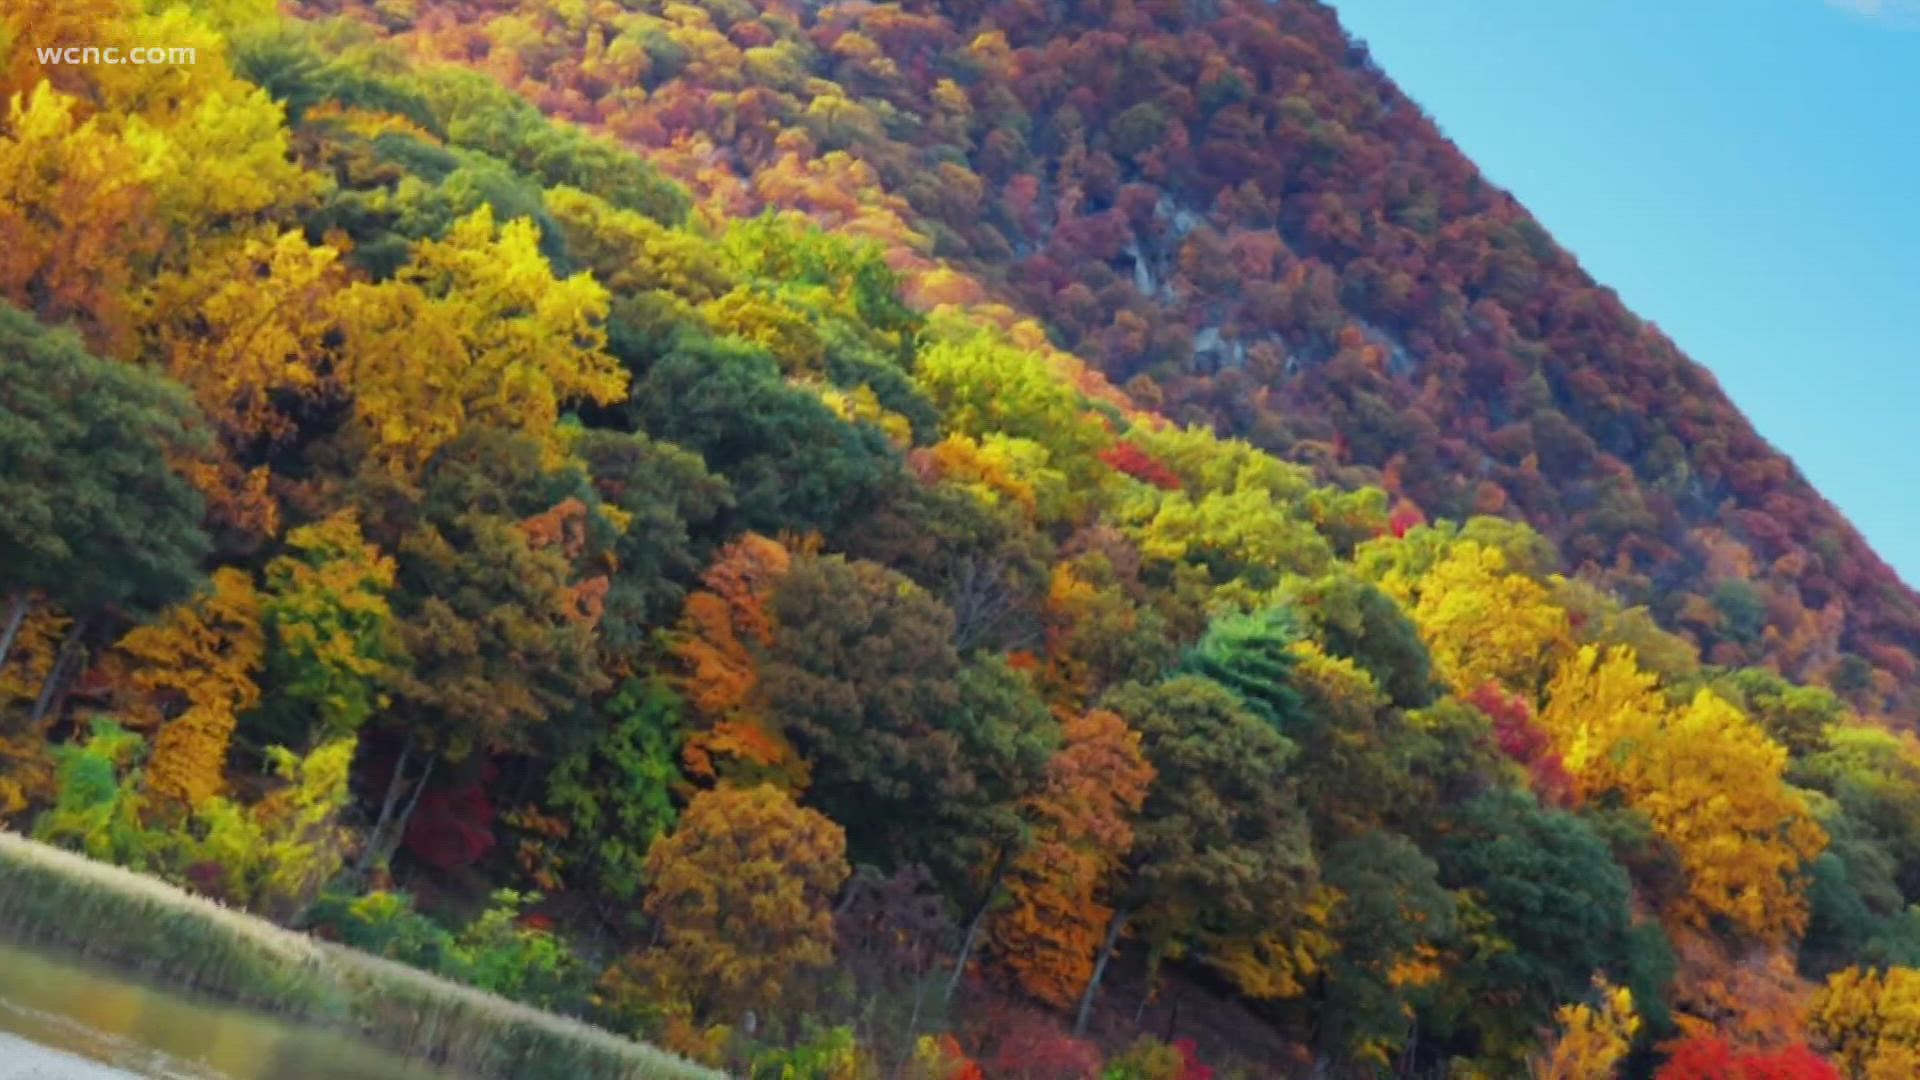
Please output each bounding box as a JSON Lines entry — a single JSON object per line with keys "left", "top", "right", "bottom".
{"left": 257, "top": 511, "right": 402, "bottom": 744}
{"left": 762, "top": 555, "right": 1055, "bottom": 885}
{"left": 1176, "top": 606, "right": 1307, "bottom": 735}
{"left": 1314, "top": 831, "right": 1456, "bottom": 1068}
{"left": 1282, "top": 572, "right": 1436, "bottom": 709}
{"left": 628, "top": 333, "right": 898, "bottom": 535}
{"left": 0, "top": 304, "right": 209, "bottom": 679}
{"left": 1434, "top": 790, "right": 1643, "bottom": 1064}
{"left": 1081, "top": 675, "right": 1319, "bottom": 1033}
{"left": 572, "top": 428, "right": 732, "bottom": 658}
{"left": 543, "top": 678, "right": 685, "bottom": 901}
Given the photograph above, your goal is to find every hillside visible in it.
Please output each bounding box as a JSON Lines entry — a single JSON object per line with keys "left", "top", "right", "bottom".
{"left": 283, "top": 0, "right": 1920, "bottom": 723}
{"left": 4, "top": 0, "right": 1920, "bottom": 1077}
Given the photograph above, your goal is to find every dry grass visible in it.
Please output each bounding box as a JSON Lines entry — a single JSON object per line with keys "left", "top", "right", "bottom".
{"left": 0, "top": 831, "right": 717, "bottom": 1079}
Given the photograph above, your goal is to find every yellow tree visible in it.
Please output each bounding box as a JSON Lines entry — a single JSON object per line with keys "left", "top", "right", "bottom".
{"left": 1809, "top": 965, "right": 1920, "bottom": 1079}
{"left": 182, "top": 736, "right": 356, "bottom": 919}
{"left": 136, "top": 229, "right": 343, "bottom": 444}
{"left": 2, "top": 0, "right": 135, "bottom": 104}
{"left": 615, "top": 783, "right": 848, "bottom": 1026}
{"left": 1410, "top": 541, "right": 1571, "bottom": 696}
{"left": 1541, "top": 647, "right": 1826, "bottom": 943}
{"left": 1532, "top": 977, "right": 1640, "bottom": 1080}
{"left": 120, "top": 79, "right": 315, "bottom": 239}
{"left": 0, "top": 83, "right": 155, "bottom": 349}
{"left": 328, "top": 206, "right": 627, "bottom": 473}
{"left": 259, "top": 510, "right": 401, "bottom": 738}
{"left": 1641, "top": 690, "right": 1826, "bottom": 941}
{"left": 1537, "top": 645, "right": 1667, "bottom": 800}
{"left": 120, "top": 568, "right": 265, "bottom": 809}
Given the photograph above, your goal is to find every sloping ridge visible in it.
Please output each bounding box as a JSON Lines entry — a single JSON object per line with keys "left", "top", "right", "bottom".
{"left": 292, "top": 0, "right": 1920, "bottom": 720}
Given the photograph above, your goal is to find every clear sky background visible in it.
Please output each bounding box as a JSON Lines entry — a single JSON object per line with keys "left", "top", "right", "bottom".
{"left": 1327, "top": 0, "right": 1920, "bottom": 588}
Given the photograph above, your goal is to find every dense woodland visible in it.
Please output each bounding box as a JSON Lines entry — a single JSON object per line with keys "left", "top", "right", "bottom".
{"left": 4, "top": 0, "right": 1920, "bottom": 1076}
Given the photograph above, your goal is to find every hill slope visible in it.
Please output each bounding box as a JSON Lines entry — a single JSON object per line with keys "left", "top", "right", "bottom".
{"left": 292, "top": 0, "right": 1920, "bottom": 720}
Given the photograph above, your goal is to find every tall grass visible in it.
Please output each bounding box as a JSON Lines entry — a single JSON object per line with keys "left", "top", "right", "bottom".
{"left": 0, "top": 832, "right": 718, "bottom": 1080}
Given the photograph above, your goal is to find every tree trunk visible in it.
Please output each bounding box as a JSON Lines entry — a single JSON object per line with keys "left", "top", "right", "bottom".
{"left": 357, "top": 739, "right": 432, "bottom": 875}
{"left": 1073, "top": 907, "right": 1128, "bottom": 1038}
{"left": 0, "top": 593, "right": 29, "bottom": 675}
{"left": 362, "top": 753, "right": 432, "bottom": 868}
{"left": 29, "top": 611, "right": 91, "bottom": 726}
{"left": 357, "top": 740, "right": 411, "bottom": 874}
{"left": 901, "top": 974, "right": 927, "bottom": 1074}
{"left": 379, "top": 755, "right": 435, "bottom": 867}
{"left": 944, "top": 863, "right": 1005, "bottom": 1002}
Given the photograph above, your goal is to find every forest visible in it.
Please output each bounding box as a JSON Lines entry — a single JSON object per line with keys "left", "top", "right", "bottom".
{"left": 3, "top": 0, "right": 1920, "bottom": 1076}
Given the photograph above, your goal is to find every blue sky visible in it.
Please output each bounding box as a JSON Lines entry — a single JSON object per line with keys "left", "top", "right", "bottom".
{"left": 1328, "top": 0, "right": 1920, "bottom": 587}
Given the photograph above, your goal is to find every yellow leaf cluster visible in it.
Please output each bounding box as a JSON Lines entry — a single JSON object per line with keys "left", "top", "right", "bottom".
{"left": 919, "top": 433, "right": 1064, "bottom": 519}
{"left": 121, "top": 568, "right": 264, "bottom": 808}
{"left": 1411, "top": 542, "right": 1571, "bottom": 695}
{"left": 1542, "top": 646, "right": 1827, "bottom": 943}
{"left": 1810, "top": 966, "right": 1920, "bottom": 1080}
{"left": 330, "top": 206, "right": 627, "bottom": 473}
{"left": 1532, "top": 978, "right": 1639, "bottom": 1080}
{"left": 0, "top": 83, "right": 155, "bottom": 347}
{"left": 138, "top": 228, "right": 342, "bottom": 442}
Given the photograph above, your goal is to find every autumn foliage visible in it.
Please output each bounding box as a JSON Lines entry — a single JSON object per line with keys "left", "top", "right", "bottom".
{"left": 4, "top": 0, "right": 1918, "bottom": 1074}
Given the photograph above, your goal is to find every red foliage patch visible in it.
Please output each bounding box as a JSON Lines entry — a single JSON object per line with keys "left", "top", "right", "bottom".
{"left": 1100, "top": 442, "right": 1183, "bottom": 490}
{"left": 1656, "top": 1036, "right": 1840, "bottom": 1080}
{"left": 1468, "top": 682, "right": 1575, "bottom": 807}
{"left": 403, "top": 766, "right": 499, "bottom": 871}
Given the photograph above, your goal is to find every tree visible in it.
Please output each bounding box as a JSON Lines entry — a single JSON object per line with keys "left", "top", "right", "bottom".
{"left": 1792, "top": 727, "right": 1920, "bottom": 902}
{"left": 1537, "top": 645, "right": 1667, "bottom": 802}
{"left": 622, "top": 784, "right": 848, "bottom": 1025}
{"left": 123, "top": 568, "right": 266, "bottom": 810}
{"left": 1313, "top": 831, "right": 1457, "bottom": 1068}
{"left": 257, "top": 510, "right": 401, "bottom": 743}
{"left": 328, "top": 205, "right": 627, "bottom": 473}
{"left": 1408, "top": 542, "right": 1570, "bottom": 696}
{"left": 572, "top": 428, "right": 731, "bottom": 659}
{"left": 1282, "top": 571, "right": 1436, "bottom": 709}
{"left": 1807, "top": 965, "right": 1920, "bottom": 1079}
{"left": 669, "top": 532, "right": 797, "bottom": 787}
{"left": 135, "top": 228, "right": 343, "bottom": 445}
{"left": 33, "top": 717, "right": 153, "bottom": 868}
{"left": 628, "top": 332, "right": 897, "bottom": 534}
{"left": 1655, "top": 1035, "right": 1839, "bottom": 1080}
{"left": 351, "top": 429, "right": 613, "bottom": 870}
{"left": 1282, "top": 639, "right": 1433, "bottom": 842}
{"left": 0, "top": 304, "right": 209, "bottom": 677}
{"left": 0, "top": 84, "right": 155, "bottom": 348}
{"left": 376, "top": 428, "right": 612, "bottom": 764}
{"left": 1081, "top": 675, "right": 1319, "bottom": 1033}
{"left": 1713, "top": 668, "right": 1846, "bottom": 760}
{"left": 1532, "top": 978, "right": 1640, "bottom": 1080}
{"left": 1647, "top": 690, "right": 1827, "bottom": 942}
{"left": 539, "top": 678, "right": 684, "bottom": 901}
{"left": 178, "top": 736, "right": 357, "bottom": 920}
{"left": 914, "top": 328, "right": 1110, "bottom": 490}
{"left": 988, "top": 708, "right": 1153, "bottom": 1008}
{"left": 1544, "top": 648, "right": 1826, "bottom": 943}
{"left": 935, "top": 655, "right": 1062, "bottom": 989}
{"left": 1176, "top": 606, "right": 1306, "bottom": 735}
{"left": 1435, "top": 789, "right": 1640, "bottom": 1062}
{"left": 759, "top": 553, "right": 962, "bottom": 853}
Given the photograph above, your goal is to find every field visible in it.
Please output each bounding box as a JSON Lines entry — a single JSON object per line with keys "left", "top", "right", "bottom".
{"left": 0, "top": 832, "right": 718, "bottom": 1080}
